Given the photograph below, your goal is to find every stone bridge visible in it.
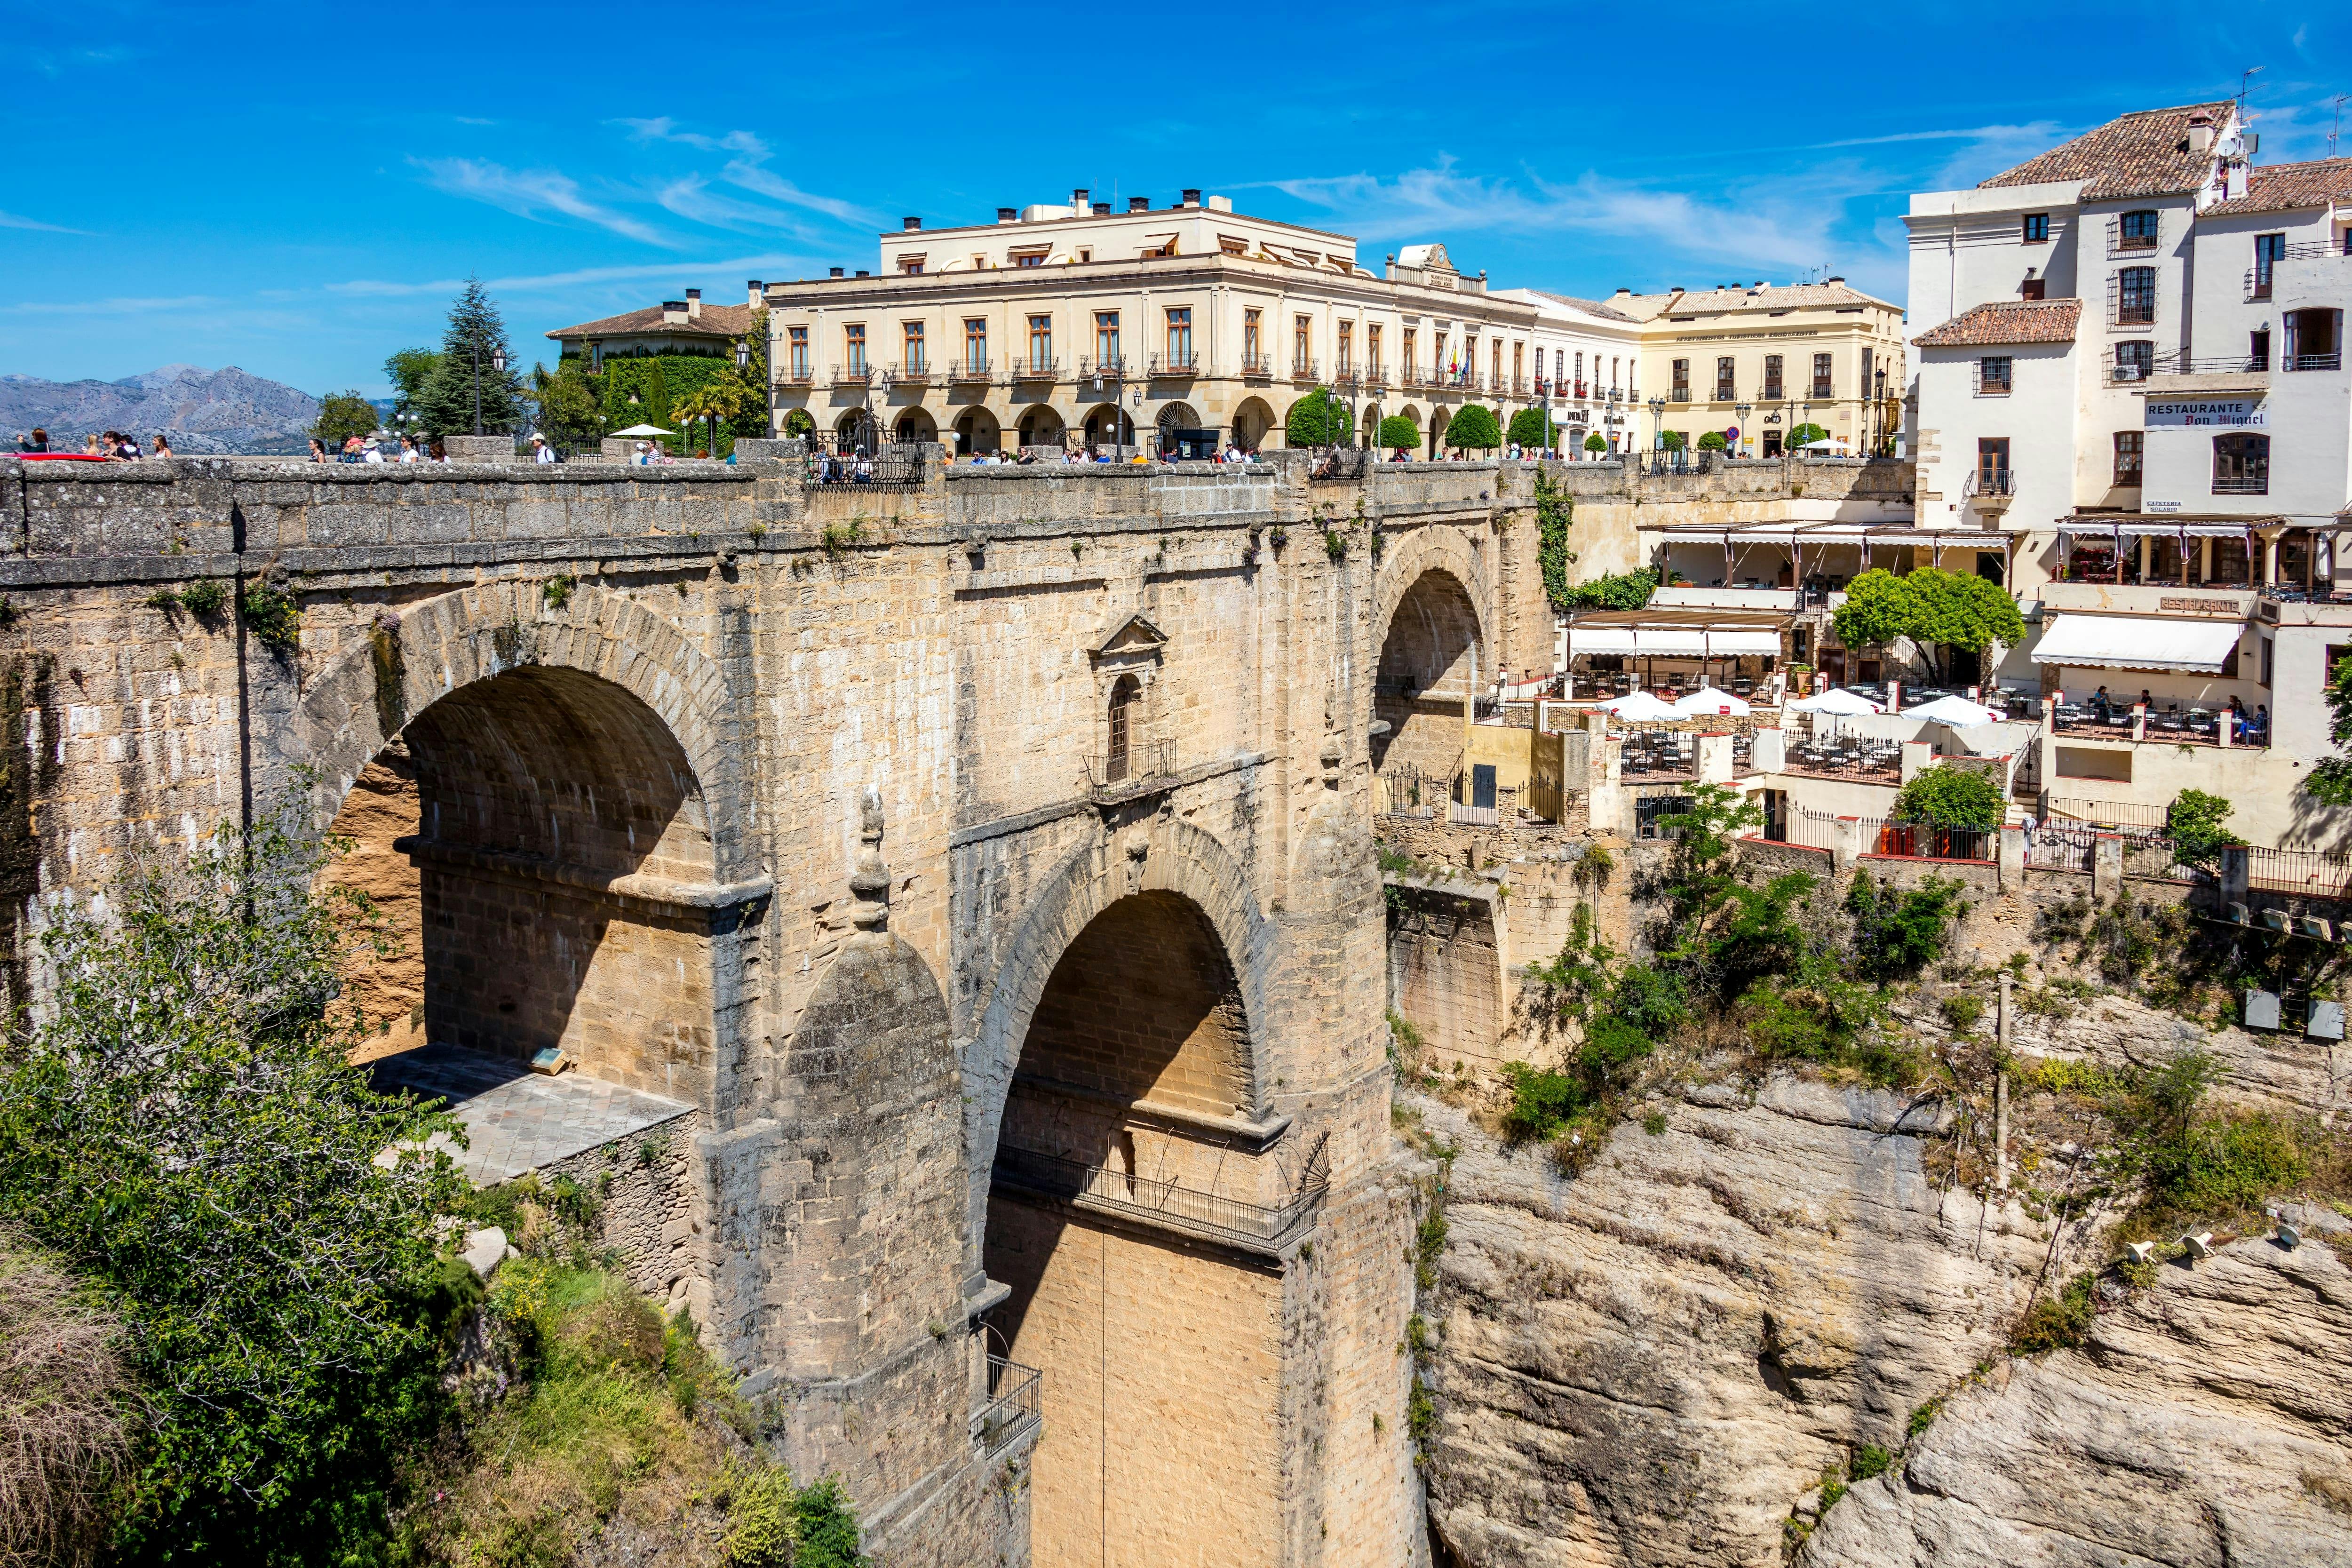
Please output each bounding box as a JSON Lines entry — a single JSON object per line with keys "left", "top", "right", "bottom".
{"left": 0, "top": 449, "right": 1554, "bottom": 1567}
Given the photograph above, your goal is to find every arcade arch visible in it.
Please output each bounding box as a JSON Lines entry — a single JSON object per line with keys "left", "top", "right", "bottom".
{"left": 1230, "top": 396, "right": 1275, "bottom": 454}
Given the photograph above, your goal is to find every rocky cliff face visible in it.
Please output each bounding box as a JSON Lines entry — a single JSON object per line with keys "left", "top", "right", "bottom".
{"left": 1804, "top": 1218, "right": 2352, "bottom": 1568}
{"left": 1413, "top": 1073, "right": 2352, "bottom": 1568}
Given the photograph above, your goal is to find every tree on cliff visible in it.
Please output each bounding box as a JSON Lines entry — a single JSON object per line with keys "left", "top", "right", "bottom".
{"left": 0, "top": 806, "right": 467, "bottom": 1563}
{"left": 416, "top": 280, "right": 524, "bottom": 438}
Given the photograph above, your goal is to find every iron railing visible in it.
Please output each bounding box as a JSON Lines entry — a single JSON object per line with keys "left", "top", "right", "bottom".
{"left": 805, "top": 443, "right": 930, "bottom": 489}
{"left": 883, "top": 361, "right": 930, "bottom": 386}
{"left": 1862, "top": 817, "right": 1994, "bottom": 863}
{"left": 1086, "top": 740, "right": 1177, "bottom": 794}
{"left": 2024, "top": 822, "right": 2099, "bottom": 873}
{"left": 2285, "top": 352, "right": 2344, "bottom": 373}
{"left": 2106, "top": 216, "right": 2161, "bottom": 256}
{"left": 1078, "top": 355, "right": 1129, "bottom": 381}
{"left": 1009, "top": 357, "right": 1060, "bottom": 381}
{"left": 1963, "top": 469, "right": 2017, "bottom": 500}
{"left": 2212, "top": 475, "right": 2270, "bottom": 495}
{"left": 2050, "top": 796, "right": 2167, "bottom": 830}
{"left": 947, "top": 358, "right": 993, "bottom": 382}
{"left": 2150, "top": 350, "right": 2271, "bottom": 375}
{"left": 1149, "top": 351, "right": 1199, "bottom": 376}
{"left": 992, "top": 1135, "right": 1330, "bottom": 1252}
{"left": 1291, "top": 357, "right": 1320, "bottom": 381}
{"left": 1241, "top": 353, "right": 1275, "bottom": 377}
{"left": 830, "top": 362, "right": 875, "bottom": 386}
{"left": 974, "top": 1355, "right": 1041, "bottom": 1456}
{"left": 2245, "top": 846, "right": 2352, "bottom": 899}
{"left": 1781, "top": 739, "right": 1901, "bottom": 780}
{"left": 2122, "top": 835, "right": 2208, "bottom": 884}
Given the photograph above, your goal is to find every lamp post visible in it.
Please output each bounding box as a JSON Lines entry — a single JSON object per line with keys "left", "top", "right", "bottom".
{"left": 470, "top": 334, "right": 507, "bottom": 438}
{"left": 1872, "top": 366, "right": 1888, "bottom": 454}
{"left": 1734, "top": 401, "right": 1752, "bottom": 459}
{"left": 1646, "top": 396, "right": 1666, "bottom": 464}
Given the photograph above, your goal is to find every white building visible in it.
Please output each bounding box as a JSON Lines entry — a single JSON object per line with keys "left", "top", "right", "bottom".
{"left": 1905, "top": 102, "right": 2352, "bottom": 847}
{"left": 1486, "top": 288, "right": 1644, "bottom": 454}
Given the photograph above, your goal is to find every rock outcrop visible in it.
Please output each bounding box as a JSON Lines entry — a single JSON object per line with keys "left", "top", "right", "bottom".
{"left": 1804, "top": 1225, "right": 2352, "bottom": 1568}
{"left": 1417, "top": 1077, "right": 2061, "bottom": 1566}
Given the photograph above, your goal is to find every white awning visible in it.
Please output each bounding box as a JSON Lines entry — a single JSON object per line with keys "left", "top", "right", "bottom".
{"left": 1708, "top": 629, "right": 1783, "bottom": 654}
{"left": 1635, "top": 629, "right": 1710, "bottom": 656}
{"left": 2030, "top": 613, "right": 2246, "bottom": 674}
{"left": 1569, "top": 626, "right": 1637, "bottom": 655}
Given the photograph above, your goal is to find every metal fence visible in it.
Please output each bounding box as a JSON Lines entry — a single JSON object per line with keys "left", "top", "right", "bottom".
{"left": 1859, "top": 817, "right": 1994, "bottom": 863}
{"left": 992, "top": 1138, "right": 1329, "bottom": 1252}
{"left": 2121, "top": 835, "right": 2207, "bottom": 884}
{"left": 1086, "top": 740, "right": 1177, "bottom": 794}
{"left": 2050, "top": 796, "right": 2166, "bottom": 830}
{"left": 2024, "top": 823, "right": 2099, "bottom": 872}
{"left": 2246, "top": 846, "right": 2352, "bottom": 900}
{"left": 805, "top": 441, "right": 930, "bottom": 488}
{"left": 977, "top": 1356, "right": 1041, "bottom": 1456}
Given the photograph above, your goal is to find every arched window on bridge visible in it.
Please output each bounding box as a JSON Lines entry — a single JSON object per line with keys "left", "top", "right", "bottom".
{"left": 1106, "top": 674, "right": 1140, "bottom": 782}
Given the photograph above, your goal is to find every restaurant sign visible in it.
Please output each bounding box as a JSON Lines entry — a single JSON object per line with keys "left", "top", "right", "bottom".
{"left": 2146, "top": 398, "right": 2265, "bottom": 429}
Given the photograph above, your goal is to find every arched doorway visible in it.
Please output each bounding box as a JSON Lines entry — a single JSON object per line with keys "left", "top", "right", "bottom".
{"left": 954, "top": 406, "right": 1001, "bottom": 455}
{"left": 1153, "top": 401, "right": 1202, "bottom": 457}
{"left": 1373, "top": 567, "right": 1484, "bottom": 785}
{"left": 1082, "top": 404, "right": 1134, "bottom": 453}
{"left": 834, "top": 407, "right": 879, "bottom": 454}
{"left": 1359, "top": 403, "right": 1382, "bottom": 448}
{"left": 1230, "top": 396, "right": 1275, "bottom": 454}
{"left": 893, "top": 407, "right": 938, "bottom": 445}
{"left": 1017, "top": 406, "right": 1065, "bottom": 452}
{"left": 324, "top": 664, "right": 719, "bottom": 1098}
{"left": 981, "top": 889, "right": 1289, "bottom": 1566}
{"left": 1427, "top": 405, "right": 1451, "bottom": 459}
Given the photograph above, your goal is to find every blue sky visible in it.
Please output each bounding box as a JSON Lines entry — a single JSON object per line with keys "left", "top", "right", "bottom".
{"left": 1, "top": 0, "right": 2343, "bottom": 395}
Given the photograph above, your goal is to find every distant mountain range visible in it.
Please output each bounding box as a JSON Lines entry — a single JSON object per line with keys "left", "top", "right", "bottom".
{"left": 0, "top": 365, "right": 325, "bottom": 455}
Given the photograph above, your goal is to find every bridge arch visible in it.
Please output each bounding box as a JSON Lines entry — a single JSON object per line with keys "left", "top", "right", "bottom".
{"left": 1371, "top": 527, "right": 1494, "bottom": 780}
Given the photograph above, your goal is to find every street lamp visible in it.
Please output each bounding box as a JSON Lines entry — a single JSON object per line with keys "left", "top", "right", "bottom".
{"left": 1872, "top": 366, "right": 1889, "bottom": 454}
{"left": 1646, "top": 395, "right": 1666, "bottom": 457}
{"left": 470, "top": 333, "right": 507, "bottom": 438}
{"left": 1733, "top": 401, "right": 1753, "bottom": 457}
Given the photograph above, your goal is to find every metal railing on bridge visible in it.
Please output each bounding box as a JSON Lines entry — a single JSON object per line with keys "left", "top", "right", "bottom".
{"left": 992, "top": 1136, "right": 1329, "bottom": 1254}
{"left": 976, "top": 1355, "right": 1041, "bottom": 1457}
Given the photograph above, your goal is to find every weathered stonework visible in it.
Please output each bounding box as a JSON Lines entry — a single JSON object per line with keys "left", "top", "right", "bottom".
{"left": 0, "top": 448, "right": 1562, "bottom": 1567}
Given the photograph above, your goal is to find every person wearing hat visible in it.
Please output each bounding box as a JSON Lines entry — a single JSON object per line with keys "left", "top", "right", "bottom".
{"left": 361, "top": 437, "right": 386, "bottom": 464}
{"left": 532, "top": 433, "right": 556, "bottom": 465}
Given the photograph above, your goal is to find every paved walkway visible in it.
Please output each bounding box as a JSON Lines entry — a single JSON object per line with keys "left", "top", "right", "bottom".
{"left": 371, "top": 1043, "right": 695, "bottom": 1185}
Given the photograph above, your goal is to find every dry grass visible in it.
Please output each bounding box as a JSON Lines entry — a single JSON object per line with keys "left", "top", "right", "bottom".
{"left": 0, "top": 1239, "right": 135, "bottom": 1568}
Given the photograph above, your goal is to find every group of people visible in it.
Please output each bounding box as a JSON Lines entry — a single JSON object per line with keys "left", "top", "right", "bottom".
{"left": 313, "top": 433, "right": 437, "bottom": 464}
{"left": 2084, "top": 684, "right": 2270, "bottom": 741}
{"left": 13, "top": 427, "right": 174, "bottom": 459}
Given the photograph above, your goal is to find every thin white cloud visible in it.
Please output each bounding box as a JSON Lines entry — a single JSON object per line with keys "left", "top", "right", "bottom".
{"left": 0, "top": 208, "right": 89, "bottom": 234}
{"left": 618, "top": 117, "right": 770, "bottom": 159}
{"left": 610, "top": 113, "right": 880, "bottom": 228}
{"left": 652, "top": 175, "right": 832, "bottom": 239}
{"left": 411, "top": 157, "right": 675, "bottom": 247}
{"left": 2, "top": 295, "right": 222, "bottom": 315}
{"left": 327, "top": 255, "right": 810, "bottom": 298}
{"left": 721, "top": 161, "right": 880, "bottom": 228}
{"left": 1812, "top": 120, "right": 2065, "bottom": 151}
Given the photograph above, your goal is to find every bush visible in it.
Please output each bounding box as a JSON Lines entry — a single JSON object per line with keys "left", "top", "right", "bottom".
{"left": 2165, "top": 789, "right": 2243, "bottom": 869}
{"left": 1502, "top": 1063, "right": 1585, "bottom": 1142}
{"left": 1850, "top": 1443, "right": 1893, "bottom": 1481}
{"left": 1376, "top": 414, "right": 1420, "bottom": 452}
{"left": 240, "top": 582, "right": 301, "bottom": 654}
{"left": 1608, "top": 964, "right": 1688, "bottom": 1036}
{"left": 1565, "top": 567, "right": 1658, "bottom": 612}
{"left": 1583, "top": 432, "right": 1607, "bottom": 453}
{"left": 0, "top": 1241, "right": 136, "bottom": 1567}
{"left": 2010, "top": 1270, "right": 2097, "bottom": 1353}
{"left": 1788, "top": 422, "right": 1829, "bottom": 448}
{"left": 1443, "top": 405, "right": 1501, "bottom": 452}
{"left": 1695, "top": 430, "right": 1727, "bottom": 452}
{"left": 0, "top": 808, "right": 467, "bottom": 1564}
{"left": 1285, "top": 388, "right": 1354, "bottom": 448}
{"left": 1893, "top": 765, "right": 2007, "bottom": 831}
{"left": 1505, "top": 407, "right": 1553, "bottom": 450}
{"left": 1659, "top": 430, "right": 1686, "bottom": 451}
{"left": 1846, "top": 869, "right": 1966, "bottom": 980}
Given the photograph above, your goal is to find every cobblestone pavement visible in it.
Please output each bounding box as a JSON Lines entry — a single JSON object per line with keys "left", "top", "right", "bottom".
{"left": 370, "top": 1042, "right": 695, "bottom": 1184}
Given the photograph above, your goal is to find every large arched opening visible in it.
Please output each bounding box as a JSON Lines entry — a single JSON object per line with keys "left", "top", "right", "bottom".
{"left": 323, "top": 663, "right": 720, "bottom": 1102}
{"left": 954, "top": 406, "right": 1001, "bottom": 455}
{"left": 1373, "top": 566, "right": 1486, "bottom": 792}
{"left": 1017, "top": 405, "right": 1065, "bottom": 451}
{"left": 979, "top": 887, "right": 1296, "bottom": 1566}
{"left": 1230, "top": 396, "right": 1276, "bottom": 454}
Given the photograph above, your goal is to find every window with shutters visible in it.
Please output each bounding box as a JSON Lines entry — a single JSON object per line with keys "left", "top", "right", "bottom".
{"left": 1714, "top": 356, "right": 1735, "bottom": 400}
{"left": 2113, "top": 430, "right": 2143, "bottom": 485}
{"left": 964, "top": 318, "right": 986, "bottom": 373}
{"left": 1811, "top": 352, "right": 1833, "bottom": 398}
{"left": 1762, "top": 354, "right": 1783, "bottom": 399}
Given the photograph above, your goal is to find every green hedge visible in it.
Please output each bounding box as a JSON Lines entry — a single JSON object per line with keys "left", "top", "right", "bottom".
{"left": 596, "top": 356, "right": 765, "bottom": 451}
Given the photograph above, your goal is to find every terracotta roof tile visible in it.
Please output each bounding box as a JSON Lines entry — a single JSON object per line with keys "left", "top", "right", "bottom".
{"left": 1613, "top": 281, "right": 1895, "bottom": 319}
{"left": 1528, "top": 289, "right": 1637, "bottom": 323}
{"left": 2205, "top": 157, "right": 2352, "bottom": 216}
{"left": 1978, "top": 101, "right": 2231, "bottom": 201}
{"left": 546, "top": 301, "right": 755, "bottom": 341}
{"left": 1912, "top": 298, "right": 2082, "bottom": 348}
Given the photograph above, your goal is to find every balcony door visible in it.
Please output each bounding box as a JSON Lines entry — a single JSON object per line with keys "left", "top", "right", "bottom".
{"left": 1977, "top": 437, "right": 2010, "bottom": 492}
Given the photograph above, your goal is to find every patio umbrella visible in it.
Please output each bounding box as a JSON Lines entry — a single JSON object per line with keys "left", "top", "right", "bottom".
{"left": 1670, "top": 685, "right": 1749, "bottom": 717}
{"left": 1787, "top": 687, "right": 1883, "bottom": 715}
{"left": 1602, "top": 691, "right": 1679, "bottom": 720}
{"left": 611, "top": 423, "right": 675, "bottom": 438}
{"left": 1905, "top": 694, "right": 2003, "bottom": 726}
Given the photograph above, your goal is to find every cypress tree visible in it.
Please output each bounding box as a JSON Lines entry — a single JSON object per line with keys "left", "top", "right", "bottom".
{"left": 416, "top": 279, "right": 522, "bottom": 438}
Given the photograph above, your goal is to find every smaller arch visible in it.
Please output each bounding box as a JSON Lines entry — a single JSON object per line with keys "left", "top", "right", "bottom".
{"left": 893, "top": 408, "right": 938, "bottom": 445}
{"left": 953, "top": 406, "right": 1001, "bottom": 455}
{"left": 1359, "top": 403, "right": 1382, "bottom": 448}
{"left": 1230, "top": 396, "right": 1276, "bottom": 453}
{"left": 1082, "top": 405, "right": 1134, "bottom": 452}
{"left": 1154, "top": 401, "right": 1202, "bottom": 455}
{"left": 1017, "top": 406, "right": 1065, "bottom": 451}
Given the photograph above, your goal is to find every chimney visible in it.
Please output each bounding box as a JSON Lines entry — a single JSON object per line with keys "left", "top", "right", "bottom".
{"left": 2187, "top": 111, "right": 2214, "bottom": 155}
{"left": 902, "top": 216, "right": 922, "bottom": 231}
{"left": 1613, "top": 287, "right": 1631, "bottom": 297}
{"left": 829, "top": 267, "right": 844, "bottom": 279}
{"left": 997, "top": 207, "right": 1017, "bottom": 223}
{"left": 1092, "top": 202, "right": 1111, "bottom": 216}
{"left": 854, "top": 270, "right": 869, "bottom": 278}
{"left": 685, "top": 288, "right": 701, "bottom": 319}
{"left": 1128, "top": 196, "right": 1149, "bottom": 212}
{"left": 1826, "top": 275, "right": 1844, "bottom": 286}
{"left": 1180, "top": 188, "right": 1201, "bottom": 207}
{"left": 1072, "top": 187, "right": 1089, "bottom": 211}
{"left": 747, "top": 280, "right": 763, "bottom": 308}
{"left": 662, "top": 300, "right": 689, "bottom": 324}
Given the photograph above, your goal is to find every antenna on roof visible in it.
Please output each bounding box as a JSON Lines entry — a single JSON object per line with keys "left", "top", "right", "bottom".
{"left": 2237, "top": 65, "right": 2262, "bottom": 113}
{"left": 2332, "top": 94, "right": 2347, "bottom": 159}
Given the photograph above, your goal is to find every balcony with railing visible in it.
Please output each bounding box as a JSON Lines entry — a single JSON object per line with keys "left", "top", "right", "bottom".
{"left": 1086, "top": 739, "right": 1177, "bottom": 798}
{"left": 990, "top": 1135, "right": 1330, "bottom": 1255}
{"left": 1669, "top": 383, "right": 1692, "bottom": 404}
{"left": 947, "top": 357, "right": 993, "bottom": 383}
{"left": 974, "top": 1356, "right": 1041, "bottom": 1457}
{"left": 779, "top": 364, "right": 816, "bottom": 386}
{"left": 1811, "top": 378, "right": 1835, "bottom": 398}
{"left": 1148, "top": 351, "right": 1199, "bottom": 377}
{"left": 2286, "top": 351, "right": 2343, "bottom": 373}
{"left": 1291, "top": 357, "right": 1319, "bottom": 382}
{"left": 2212, "top": 472, "right": 2269, "bottom": 495}
{"left": 831, "top": 362, "right": 874, "bottom": 387}
{"left": 1241, "top": 352, "right": 1274, "bottom": 378}
{"left": 1009, "top": 356, "right": 1060, "bottom": 381}
{"left": 1362, "top": 364, "right": 1388, "bottom": 390}
{"left": 1079, "top": 355, "right": 1129, "bottom": 381}
{"left": 1963, "top": 468, "right": 2016, "bottom": 512}
{"left": 883, "top": 360, "right": 930, "bottom": 387}
{"left": 1782, "top": 736, "right": 1902, "bottom": 781}
{"left": 1330, "top": 362, "right": 1359, "bottom": 388}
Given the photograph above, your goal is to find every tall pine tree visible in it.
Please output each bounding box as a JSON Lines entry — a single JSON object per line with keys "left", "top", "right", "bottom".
{"left": 416, "top": 279, "right": 523, "bottom": 438}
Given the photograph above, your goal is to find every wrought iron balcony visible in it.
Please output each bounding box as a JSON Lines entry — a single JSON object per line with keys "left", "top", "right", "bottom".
{"left": 1149, "top": 351, "right": 1200, "bottom": 376}
{"left": 1291, "top": 357, "right": 1320, "bottom": 381}
{"left": 947, "top": 358, "right": 993, "bottom": 382}
{"left": 1241, "top": 353, "right": 1275, "bottom": 378}
{"left": 1009, "top": 357, "right": 1060, "bottom": 381}
{"left": 2285, "top": 352, "right": 2343, "bottom": 372}
{"left": 831, "top": 363, "right": 874, "bottom": 386}
{"left": 779, "top": 365, "right": 815, "bottom": 386}
{"left": 2212, "top": 475, "right": 2270, "bottom": 494}
{"left": 1964, "top": 469, "right": 2017, "bottom": 508}
{"left": 883, "top": 361, "right": 930, "bottom": 386}
{"left": 975, "top": 1355, "right": 1041, "bottom": 1457}
{"left": 1361, "top": 366, "right": 1388, "bottom": 389}
{"left": 1086, "top": 740, "right": 1176, "bottom": 796}
{"left": 991, "top": 1134, "right": 1330, "bottom": 1254}
{"left": 1079, "top": 355, "right": 1129, "bottom": 381}
{"left": 1669, "top": 385, "right": 1692, "bottom": 403}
